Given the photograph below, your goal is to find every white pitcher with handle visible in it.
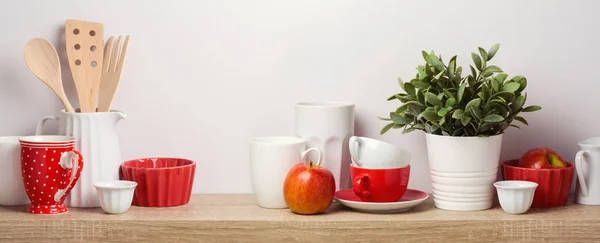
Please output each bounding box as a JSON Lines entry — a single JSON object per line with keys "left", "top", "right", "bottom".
{"left": 36, "top": 109, "right": 126, "bottom": 207}
{"left": 575, "top": 137, "right": 600, "bottom": 205}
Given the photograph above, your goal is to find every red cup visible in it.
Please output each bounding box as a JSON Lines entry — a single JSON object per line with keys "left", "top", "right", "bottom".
{"left": 19, "top": 136, "right": 84, "bottom": 214}
{"left": 501, "top": 160, "right": 574, "bottom": 208}
{"left": 351, "top": 165, "right": 410, "bottom": 202}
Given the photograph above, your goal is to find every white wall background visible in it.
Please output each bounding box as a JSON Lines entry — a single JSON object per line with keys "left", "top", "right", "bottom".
{"left": 0, "top": 0, "right": 598, "bottom": 193}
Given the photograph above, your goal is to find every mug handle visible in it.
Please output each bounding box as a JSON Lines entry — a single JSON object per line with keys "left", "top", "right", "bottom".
{"left": 35, "top": 116, "right": 59, "bottom": 135}
{"left": 576, "top": 151, "right": 589, "bottom": 197}
{"left": 301, "top": 148, "right": 322, "bottom": 166}
{"left": 353, "top": 175, "right": 371, "bottom": 200}
{"left": 54, "top": 150, "right": 84, "bottom": 202}
{"left": 349, "top": 136, "right": 363, "bottom": 167}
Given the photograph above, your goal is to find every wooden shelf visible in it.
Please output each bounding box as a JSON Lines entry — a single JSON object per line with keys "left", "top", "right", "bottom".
{"left": 1, "top": 194, "right": 598, "bottom": 242}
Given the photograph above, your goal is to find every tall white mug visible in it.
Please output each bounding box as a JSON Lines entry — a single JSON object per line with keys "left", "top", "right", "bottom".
{"left": 295, "top": 102, "right": 354, "bottom": 190}
{"left": 575, "top": 137, "right": 600, "bottom": 205}
{"left": 249, "top": 136, "right": 322, "bottom": 209}
{"left": 0, "top": 136, "right": 30, "bottom": 206}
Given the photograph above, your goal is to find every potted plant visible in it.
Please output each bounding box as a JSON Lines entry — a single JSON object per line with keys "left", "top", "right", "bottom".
{"left": 380, "top": 44, "right": 541, "bottom": 211}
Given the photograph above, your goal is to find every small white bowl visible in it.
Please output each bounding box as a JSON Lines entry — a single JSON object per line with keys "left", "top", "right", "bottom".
{"left": 94, "top": 180, "right": 137, "bottom": 214}
{"left": 494, "top": 180, "right": 538, "bottom": 214}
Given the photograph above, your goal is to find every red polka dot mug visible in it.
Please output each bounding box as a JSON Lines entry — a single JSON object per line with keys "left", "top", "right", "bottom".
{"left": 19, "top": 136, "right": 84, "bottom": 214}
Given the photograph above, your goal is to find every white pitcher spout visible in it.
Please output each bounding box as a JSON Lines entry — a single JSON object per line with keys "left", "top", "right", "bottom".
{"left": 112, "top": 110, "right": 127, "bottom": 121}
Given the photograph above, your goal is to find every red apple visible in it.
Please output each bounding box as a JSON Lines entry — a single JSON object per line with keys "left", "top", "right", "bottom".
{"left": 518, "top": 147, "right": 566, "bottom": 169}
{"left": 283, "top": 160, "right": 335, "bottom": 215}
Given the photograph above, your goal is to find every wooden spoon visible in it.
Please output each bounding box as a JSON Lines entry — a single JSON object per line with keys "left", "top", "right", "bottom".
{"left": 23, "top": 38, "right": 75, "bottom": 112}
{"left": 65, "top": 19, "right": 104, "bottom": 112}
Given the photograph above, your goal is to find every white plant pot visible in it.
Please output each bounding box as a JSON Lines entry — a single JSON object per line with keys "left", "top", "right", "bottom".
{"left": 425, "top": 133, "right": 503, "bottom": 211}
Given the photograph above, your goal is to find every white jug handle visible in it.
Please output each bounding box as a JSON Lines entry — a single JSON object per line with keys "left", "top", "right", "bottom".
{"left": 36, "top": 116, "right": 59, "bottom": 135}
{"left": 301, "top": 148, "right": 322, "bottom": 167}
{"left": 349, "top": 136, "right": 363, "bottom": 167}
{"left": 576, "top": 150, "right": 589, "bottom": 197}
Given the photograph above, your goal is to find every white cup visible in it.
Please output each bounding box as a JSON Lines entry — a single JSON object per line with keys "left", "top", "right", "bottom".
{"left": 0, "top": 136, "right": 30, "bottom": 206}
{"left": 348, "top": 136, "right": 411, "bottom": 169}
{"left": 249, "top": 136, "right": 322, "bottom": 209}
{"left": 94, "top": 180, "right": 137, "bottom": 214}
{"left": 494, "top": 180, "right": 538, "bottom": 214}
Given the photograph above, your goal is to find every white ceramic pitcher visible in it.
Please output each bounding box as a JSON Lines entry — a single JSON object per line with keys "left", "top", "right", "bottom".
{"left": 575, "top": 137, "right": 600, "bottom": 205}
{"left": 36, "top": 109, "right": 126, "bottom": 207}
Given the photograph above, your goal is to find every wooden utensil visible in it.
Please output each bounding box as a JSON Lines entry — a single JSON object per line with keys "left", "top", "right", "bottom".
{"left": 98, "top": 35, "right": 130, "bottom": 112}
{"left": 65, "top": 19, "right": 104, "bottom": 112}
{"left": 23, "top": 38, "right": 75, "bottom": 112}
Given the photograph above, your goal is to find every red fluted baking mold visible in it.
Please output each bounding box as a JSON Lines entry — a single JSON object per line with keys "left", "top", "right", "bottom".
{"left": 501, "top": 160, "right": 574, "bottom": 208}
{"left": 120, "top": 158, "right": 196, "bottom": 207}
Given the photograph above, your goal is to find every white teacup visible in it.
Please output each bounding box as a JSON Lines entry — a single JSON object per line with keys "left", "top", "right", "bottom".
{"left": 348, "top": 136, "right": 411, "bottom": 169}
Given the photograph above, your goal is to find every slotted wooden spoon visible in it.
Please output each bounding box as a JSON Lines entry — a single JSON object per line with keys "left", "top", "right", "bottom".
{"left": 23, "top": 38, "right": 74, "bottom": 112}
{"left": 65, "top": 19, "right": 104, "bottom": 112}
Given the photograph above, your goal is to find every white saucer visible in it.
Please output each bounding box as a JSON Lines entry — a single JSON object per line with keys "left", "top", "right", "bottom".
{"left": 334, "top": 189, "right": 429, "bottom": 214}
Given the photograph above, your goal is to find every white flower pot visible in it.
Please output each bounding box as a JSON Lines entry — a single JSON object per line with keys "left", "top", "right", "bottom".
{"left": 425, "top": 133, "right": 503, "bottom": 211}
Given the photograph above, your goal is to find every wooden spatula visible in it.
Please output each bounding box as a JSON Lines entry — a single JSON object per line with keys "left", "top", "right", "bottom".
{"left": 23, "top": 38, "right": 75, "bottom": 112}
{"left": 65, "top": 19, "right": 104, "bottom": 112}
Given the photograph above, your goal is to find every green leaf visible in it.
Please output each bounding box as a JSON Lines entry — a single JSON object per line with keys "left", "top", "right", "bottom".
{"left": 502, "top": 82, "right": 520, "bottom": 92}
{"left": 425, "top": 92, "right": 443, "bottom": 107}
{"left": 421, "top": 110, "right": 441, "bottom": 122}
{"left": 465, "top": 98, "right": 481, "bottom": 112}
{"left": 470, "top": 65, "right": 477, "bottom": 77}
{"left": 416, "top": 91, "right": 425, "bottom": 104}
{"left": 494, "top": 73, "right": 508, "bottom": 83}
{"left": 471, "top": 107, "right": 483, "bottom": 119}
{"left": 448, "top": 56, "right": 457, "bottom": 78}
{"left": 522, "top": 105, "right": 542, "bottom": 112}
{"left": 461, "top": 115, "right": 472, "bottom": 126}
{"left": 511, "top": 95, "right": 526, "bottom": 111}
{"left": 457, "top": 83, "right": 466, "bottom": 102}
{"left": 378, "top": 116, "right": 392, "bottom": 121}
{"left": 438, "top": 108, "right": 449, "bottom": 116}
{"left": 445, "top": 98, "right": 456, "bottom": 108}
{"left": 390, "top": 113, "right": 407, "bottom": 125}
{"left": 491, "top": 91, "right": 515, "bottom": 102}
{"left": 484, "top": 65, "right": 503, "bottom": 73}
{"left": 402, "top": 126, "right": 416, "bottom": 134}
{"left": 394, "top": 94, "right": 413, "bottom": 103}
{"left": 403, "top": 83, "right": 416, "bottom": 97}
{"left": 452, "top": 109, "right": 464, "bottom": 119}
{"left": 412, "top": 124, "right": 425, "bottom": 130}
{"left": 411, "top": 79, "right": 431, "bottom": 89}
{"left": 487, "top": 99, "right": 510, "bottom": 110}
{"left": 398, "top": 77, "right": 404, "bottom": 89}
{"left": 380, "top": 123, "right": 394, "bottom": 135}
{"left": 433, "top": 70, "right": 444, "bottom": 80}
{"left": 417, "top": 65, "right": 428, "bottom": 80}
{"left": 478, "top": 47, "right": 488, "bottom": 61}
{"left": 491, "top": 79, "right": 499, "bottom": 92}
{"left": 425, "top": 123, "right": 440, "bottom": 133}
{"left": 443, "top": 90, "right": 456, "bottom": 99}
{"left": 471, "top": 52, "right": 483, "bottom": 71}
{"left": 428, "top": 54, "right": 445, "bottom": 72}
{"left": 483, "top": 114, "right": 505, "bottom": 123}
{"left": 479, "top": 123, "right": 493, "bottom": 132}
{"left": 514, "top": 76, "right": 527, "bottom": 92}
{"left": 439, "top": 116, "right": 446, "bottom": 126}
{"left": 487, "top": 43, "right": 500, "bottom": 61}
{"left": 514, "top": 116, "right": 529, "bottom": 125}
{"left": 510, "top": 124, "right": 521, "bottom": 129}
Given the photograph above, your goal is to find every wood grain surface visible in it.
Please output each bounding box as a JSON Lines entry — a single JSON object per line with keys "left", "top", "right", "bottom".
{"left": 0, "top": 194, "right": 598, "bottom": 242}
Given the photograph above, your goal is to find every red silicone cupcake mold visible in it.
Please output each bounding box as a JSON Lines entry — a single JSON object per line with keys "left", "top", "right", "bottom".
{"left": 120, "top": 158, "right": 196, "bottom": 207}
{"left": 501, "top": 160, "right": 574, "bottom": 208}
